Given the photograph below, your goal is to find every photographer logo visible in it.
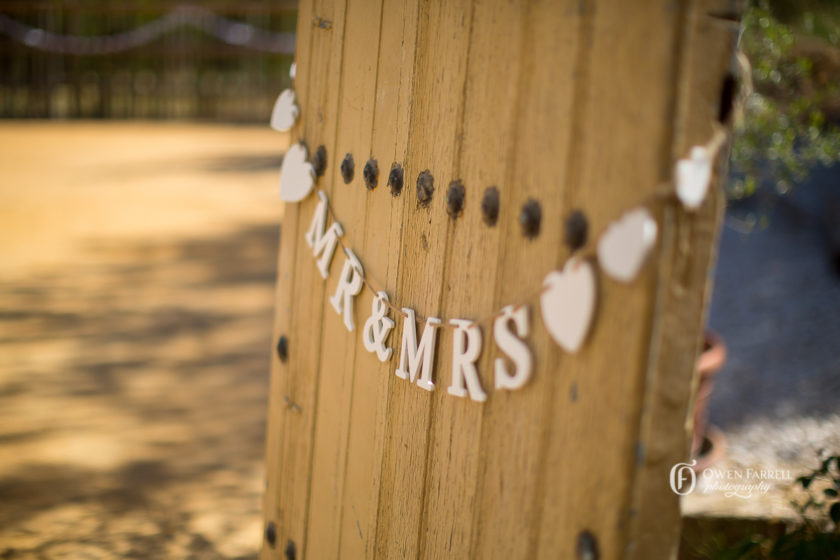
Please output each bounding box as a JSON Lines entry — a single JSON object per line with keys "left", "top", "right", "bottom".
{"left": 669, "top": 460, "right": 697, "bottom": 495}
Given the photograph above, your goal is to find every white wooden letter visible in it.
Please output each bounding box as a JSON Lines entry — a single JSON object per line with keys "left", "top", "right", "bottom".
{"left": 305, "top": 190, "right": 344, "bottom": 279}
{"left": 329, "top": 248, "right": 364, "bottom": 332}
{"left": 362, "top": 291, "right": 395, "bottom": 362}
{"left": 396, "top": 308, "right": 440, "bottom": 391}
{"left": 448, "top": 319, "right": 487, "bottom": 402}
{"left": 493, "top": 305, "right": 533, "bottom": 391}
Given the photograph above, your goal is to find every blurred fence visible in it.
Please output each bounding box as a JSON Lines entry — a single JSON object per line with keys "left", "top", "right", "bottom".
{"left": 0, "top": 1, "right": 298, "bottom": 122}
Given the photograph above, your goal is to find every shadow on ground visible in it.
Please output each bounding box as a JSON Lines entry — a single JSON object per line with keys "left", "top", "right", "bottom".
{"left": 0, "top": 222, "right": 279, "bottom": 559}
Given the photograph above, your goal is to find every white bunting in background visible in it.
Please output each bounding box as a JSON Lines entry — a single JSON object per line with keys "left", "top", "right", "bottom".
{"left": 279, "top": 142, "right": 315, "bottom": 202}
{"left": 540, "top": 258, "right": 597, "bottom": 353}
{"left": 330, "top": 248, "right": 365, "bottom": 332}
{"left": 363, "top": 291, "right": 395, "bottom": 362}
{"left": 289, "top": 62, "right": 296, "bottom": 80}
{"left": 270, "top": 89, "right": 300, "bottom": 132}
{"left": 448, "top": 320, "right": 487, "bottom": 402}
{"left": 396, "top": 309, "right": 441, "bottom": 392}
{"left": 305, "top": 190, "right": 343, "bottom": 278}
{"left": 493, "top": 305, "right": 533, "bottom": 391}
{"left": 597, "top": 207, "right": 658, "bottom": 283}
{"left": 676, "top": 145, "right": 713, "bottom": 210}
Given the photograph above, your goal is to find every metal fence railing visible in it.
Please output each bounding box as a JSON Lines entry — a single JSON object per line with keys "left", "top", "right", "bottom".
{"left": 0, "top": 1, "right": 298, "bottom": 122}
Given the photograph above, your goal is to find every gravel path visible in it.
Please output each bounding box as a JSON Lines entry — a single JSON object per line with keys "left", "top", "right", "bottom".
{"left": 684, "top": 163, "right": 840, "bottom": 518}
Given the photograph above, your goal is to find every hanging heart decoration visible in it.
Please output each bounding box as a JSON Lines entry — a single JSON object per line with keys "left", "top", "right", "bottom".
{"left": 270, "top": 89, "right": 300, "bottom": 132}
{"left": 279, "top": 143, "right": 315, "bottom": 202}
{"left": 597, "top": 207, "right": 658, "bottom": 283}
{"left": 676, "top": 145, "right": 713, "bottom": 210}
{"left": 539, "top": 258, "right": 597, "bottom": 353}
{"left": 269, "top": 62, "right": 730, "bottom": 402}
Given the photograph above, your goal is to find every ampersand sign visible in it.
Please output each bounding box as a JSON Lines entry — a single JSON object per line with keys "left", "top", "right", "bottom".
{"left": 363, "top": 291, "right": 395, "bottom": 362}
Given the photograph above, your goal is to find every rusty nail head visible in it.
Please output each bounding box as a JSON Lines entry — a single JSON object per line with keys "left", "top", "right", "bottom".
{"left": 446, "top": 179, "right": 466, "bottom": 218}
{"left": 388, "top": 163, "right": 404, "bottom": 197}
{"left": 520, "top": 199, "right": 542, "bottom": 239}
{"left": 276, "top": 335, "right": 289, "bottom": 363}
{"left": 312, "top": 145, "right": 327, "bottom": 177}
{"left": 341, "top": 153, "right": 354, "bottom": 184}
{"left": 481, "top": 186, "right": 500, "bottom": 226}
{"left": 265, "top": 521, "right": 277, "bottom": 548}
{"left": 416, "top": 170, "right": 434, "bottom": 206}
{"left": 285, "top": 539, "right": 297, "bottom": 560}
{"left": 577, "top": 530, "right": 599, "bottom": 560}
{"left": 363, "top": 158, "right": 379, "bottom": 190}
{"left": 564, "top": 209, "right": 588, "bottom": 251}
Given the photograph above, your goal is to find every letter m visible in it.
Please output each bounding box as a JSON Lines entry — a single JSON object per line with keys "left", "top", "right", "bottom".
{"left": 396, "top": 308, "right": 441, "bottom": 391}
{"left": 305, "top": 190, "right": 344, "bottom": 279}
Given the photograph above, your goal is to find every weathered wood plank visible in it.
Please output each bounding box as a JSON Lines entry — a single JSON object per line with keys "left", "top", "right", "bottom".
{"left": 533, "top": 1, "right": 687, "bottom": 557}
{"left": 471, "top": 2, "right": 582, "bottom": 558}
{"left": 264, "top": 0, "right": 349, "bottom": 557}
{"left": 372, "top": 1, "right": 475, "bottom": 558}
{"left": 303, "top": 0, "right": 384, "bottom": 557}
{"left": 337, "top": 0, "right": 421, "bottom": 557}
{"left": 261, "top": 0, "right": 314, "bottom": 552}
{"left": 417, "top": 1, "right": 527, "bottom": 557}
{"left": 625, "top": 0, "right": 738, "bottom": 557}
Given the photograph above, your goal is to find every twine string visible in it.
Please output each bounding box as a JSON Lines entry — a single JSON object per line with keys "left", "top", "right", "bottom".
{"left": 311, "top": 125, "right": 729, "bottom": 331}
{"left": 0, "top": 8, "right": 296, "bottom": 55}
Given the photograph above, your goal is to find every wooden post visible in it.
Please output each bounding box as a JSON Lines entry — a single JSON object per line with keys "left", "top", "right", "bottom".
{"left": 263, "top": 0, "right": 738, "bottom": 558}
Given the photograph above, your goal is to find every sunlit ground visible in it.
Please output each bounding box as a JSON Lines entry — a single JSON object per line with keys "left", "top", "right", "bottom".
{"left": 0, "top": 122, "right": 286, "bottom": 558}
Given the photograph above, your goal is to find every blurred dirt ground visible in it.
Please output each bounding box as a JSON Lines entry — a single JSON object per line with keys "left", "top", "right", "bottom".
{"left": 0, "top": 122, "right": 287, "bottom": 559}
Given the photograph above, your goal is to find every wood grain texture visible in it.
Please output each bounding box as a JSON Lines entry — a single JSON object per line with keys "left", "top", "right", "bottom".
{"left": 375, "top": 3, "right": 475, "bottom": 557}
{"left": 303, "top": 0, "right": 384, "bottom": 557}
{"left": 338, "top": 1, "right": 420, "bottom": 557}
{"left": 263, "top": 0, "right": 736, "bottom": 558}
{"left": 263, "top": 0, "right": 349, "bottom": 557}
{"left": 625, "top": 1, "right": 739, "bottom": 557}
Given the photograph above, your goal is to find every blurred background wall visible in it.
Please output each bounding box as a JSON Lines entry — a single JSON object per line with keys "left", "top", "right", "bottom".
{"left": 0, "top": 1, "right": 297, "bottom": 122}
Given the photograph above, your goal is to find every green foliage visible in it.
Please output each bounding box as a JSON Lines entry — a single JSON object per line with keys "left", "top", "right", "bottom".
{"left": 729, "top": 2, "right": 840, "bottom": 199}
{"left": 701, "top": 452, "right": 840, "bottom": 559}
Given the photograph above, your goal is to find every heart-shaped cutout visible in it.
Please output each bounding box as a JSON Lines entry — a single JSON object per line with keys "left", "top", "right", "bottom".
{"left": 540, "top": 258, "right": 596, "bottom": 353}
{"left": 279, "top": 143, "right": 315, "bottom": 202}
{"left": 597, "top": 207, "right": 658, "bottom": 283}
{"left": 676, "top": 146, "right": 712, "bottom": 210}
{"left": 270, "top": 89, "right": 300, "bottom": 132}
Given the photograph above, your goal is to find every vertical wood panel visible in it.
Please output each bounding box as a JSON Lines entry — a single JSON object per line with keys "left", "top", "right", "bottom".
{"left": 264, "top": 0, "right": 735, "bottom": 557}
{"left": 626, "top": 1, "right": 737, "bottom": 557}
{"left": 338, "top": 0, "right": 420, "bottom": 557}
{"left": 472, "top": 2, "right": 581, "bottom": 558}
{"left": 373, "top": 1, "right": 474, "bottom": 558}
{"left": 262, "top": 0, "right": 313, "bottom": 553}
{"left": 534, "top": 1, "right": 686, "bottom": 558}
{"left": 418, "top": 0, "right": 525, "bottom": 557}
{"left": 265, "top": 0, "right": 349, "bottom": 557}
{"left": 304, "top": 0, "right": 384, "bottom": 557}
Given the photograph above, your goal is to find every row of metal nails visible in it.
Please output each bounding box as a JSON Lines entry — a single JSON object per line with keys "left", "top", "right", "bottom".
{"left": 306, "top": 145, "right": 591, "bottom": 245}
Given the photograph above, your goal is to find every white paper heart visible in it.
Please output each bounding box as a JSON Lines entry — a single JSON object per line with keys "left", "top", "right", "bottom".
{"left": 597, "top": 207, "right": 658, "bottom": 283}
{"left": 279, "top": 143, "right": 315, "bottom": 202}
{"left": 270, "top": 89, "right": 300, "bottom": 132}
{"left": 540, "top": 258, "right": 596, "bottom": 353}
{"left": 676, "top": 146, "right": 712, "bottom": 210}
